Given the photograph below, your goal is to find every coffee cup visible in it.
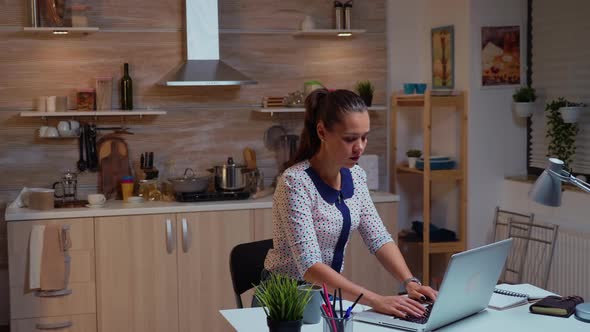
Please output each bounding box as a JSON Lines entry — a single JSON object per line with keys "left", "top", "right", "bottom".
{"left": 36, "top": 96, "right": 47, "bottom": 112}
{"left": 87, "top": 193, "right": 106, "bottom": 206}
{"left": 298, "top": 284, "right": 323, "bottom": 324}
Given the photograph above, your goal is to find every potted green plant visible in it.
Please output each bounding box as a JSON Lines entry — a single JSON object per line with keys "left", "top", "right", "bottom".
{"left": 406, "top": 149, "right": 422, "bottom": 168}
{"left": 546, "top": 98, "right": 579, "bottom": 169}
{"left": 512, "top": 86, "right": 537, "bottom": 117}
{"left": 355, "top": 80, "right": 375, "bottom": 107}
{"left": 254, "top": 273, "right": 312, "bottom": 332}
{"left": 558, "top": 101, "right": 586, "bottom": 123}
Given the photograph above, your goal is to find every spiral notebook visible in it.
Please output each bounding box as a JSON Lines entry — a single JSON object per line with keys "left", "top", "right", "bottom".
{"left": 488, "top": 283, "right": 558, "bottom": 310}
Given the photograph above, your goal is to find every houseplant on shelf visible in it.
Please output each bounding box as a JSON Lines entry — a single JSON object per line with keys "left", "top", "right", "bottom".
{"left": 355, "top": 80, "right": 375, "bottom": 107}
{"left": 558, "top": 100, "right": 586, "bottom": 123}
{"left": 512, "top": 86, "right": 536, "bottom": 117}
{"left": 546, "top": 97, "right": 579, "bottom": 170}
{"left": 254, "top": 273, "right": 312, "bottom": 332}
{"left": 406, "top": 149, "right": 422, "bottom": 168}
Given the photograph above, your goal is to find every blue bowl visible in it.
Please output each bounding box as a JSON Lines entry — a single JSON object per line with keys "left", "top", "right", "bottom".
{"left": 403, "top": 83, "right": 415, "bottom": 94}
{"left": 416, "top": 158, "right": 455, "bottom": 170}
{"left": 415, "top": 83, "right": 427, "bottom": 94}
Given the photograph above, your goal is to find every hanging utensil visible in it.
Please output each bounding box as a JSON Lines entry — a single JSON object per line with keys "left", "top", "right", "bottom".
{"left": 77, "top": 126, "right": 87, "bottom": 172}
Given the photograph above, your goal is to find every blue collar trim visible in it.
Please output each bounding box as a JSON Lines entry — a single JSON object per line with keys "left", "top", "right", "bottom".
{"left": 305, "top": 166, "right": 354, "bottom": 204}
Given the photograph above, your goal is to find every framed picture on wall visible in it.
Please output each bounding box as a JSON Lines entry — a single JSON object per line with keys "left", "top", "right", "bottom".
{"left": 481, "top": 25, "right": 521, "bottom": 87}
{"left": 431, "top": 25, "right": 454, "bottom": 90}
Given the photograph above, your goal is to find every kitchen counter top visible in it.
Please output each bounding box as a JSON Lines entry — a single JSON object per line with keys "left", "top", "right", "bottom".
{"left": 5, "top": 191, "right": 399, "bottom": 221}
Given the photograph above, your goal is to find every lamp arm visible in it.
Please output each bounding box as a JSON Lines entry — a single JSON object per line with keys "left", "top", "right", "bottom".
{"left": 548, "top": 169, "right": 590, "bottom": 194}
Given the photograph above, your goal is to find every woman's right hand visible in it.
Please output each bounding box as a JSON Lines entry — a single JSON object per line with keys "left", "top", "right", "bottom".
{"left": 369, "top": 295, "right": 426, "bottom": 318}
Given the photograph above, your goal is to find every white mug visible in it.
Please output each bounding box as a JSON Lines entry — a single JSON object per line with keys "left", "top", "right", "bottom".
{"left": 87, "top": 193, "right": 106, "bottom": 206}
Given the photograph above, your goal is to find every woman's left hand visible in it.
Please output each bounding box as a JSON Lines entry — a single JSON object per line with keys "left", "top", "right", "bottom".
{"left": 406, "top": 282, "right": 438, "bottom": 302}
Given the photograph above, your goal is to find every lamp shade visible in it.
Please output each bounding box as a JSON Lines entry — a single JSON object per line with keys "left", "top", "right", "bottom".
{"left": 529, "top": 158, "right": 564, "bottom": 206}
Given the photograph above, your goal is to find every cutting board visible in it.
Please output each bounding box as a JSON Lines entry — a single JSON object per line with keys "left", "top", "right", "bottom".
{"left": 97, "top": 136, "right": 131, "bottom": 200}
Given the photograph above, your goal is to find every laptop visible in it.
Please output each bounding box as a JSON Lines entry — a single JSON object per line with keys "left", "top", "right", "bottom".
{"left": 353, "top": 238, "right": 513, "bottom": 332}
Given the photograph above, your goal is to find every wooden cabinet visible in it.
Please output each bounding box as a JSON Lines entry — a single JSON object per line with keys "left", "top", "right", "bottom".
{"left": 7, "top": 203, "right": 395, "bottom": 331}
{"left": 94, "top": 214, "right": 179, "bottom": 332}
{"left": 177, "top": 210, "right": 254, "bottom": 332}
{"left": 7, "top": 218, "right": 96, "bottom": 323}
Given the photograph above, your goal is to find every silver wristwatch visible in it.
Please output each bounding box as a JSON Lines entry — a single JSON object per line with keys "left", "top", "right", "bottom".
{"left": 403, "top": 277, "right": 422, "bottom": 289}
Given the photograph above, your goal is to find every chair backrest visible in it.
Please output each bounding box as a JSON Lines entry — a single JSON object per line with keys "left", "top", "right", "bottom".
{"left": 491, "top": 206, "right": 535, "bottom": 243}
{"left": 229, "top": 239, "right": 273, "bottom": 308}
{"left": 506, "top": 219, "right": 559, "bottom": 289}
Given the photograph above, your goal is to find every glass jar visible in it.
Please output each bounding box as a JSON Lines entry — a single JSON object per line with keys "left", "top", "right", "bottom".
{"left": 138, "top": 179, "right": 161, "bottom": 201}
{"left": 76, "top": 88, "right": 95, "bottom": 111}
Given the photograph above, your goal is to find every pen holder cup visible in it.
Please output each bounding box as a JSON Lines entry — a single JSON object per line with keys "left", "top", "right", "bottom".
{"left": 298, "top": 284, "right": 323, "bottom": 324}
{"left": 321, "top": 311, "right": 353, "bottom": 332}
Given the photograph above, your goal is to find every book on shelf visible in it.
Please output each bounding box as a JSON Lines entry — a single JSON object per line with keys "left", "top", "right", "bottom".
{"left": 488, "top": 283, "right": 558, "bottom": 310}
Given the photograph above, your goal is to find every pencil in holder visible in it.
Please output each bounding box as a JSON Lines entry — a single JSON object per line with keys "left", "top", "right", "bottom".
{"left": 320, "top": 311, "right": 353, "bottom": 332}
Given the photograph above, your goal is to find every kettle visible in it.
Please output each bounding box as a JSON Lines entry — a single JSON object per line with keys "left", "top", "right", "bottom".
{"left": 52, "top": 170, "right": 78, "bottom": 202}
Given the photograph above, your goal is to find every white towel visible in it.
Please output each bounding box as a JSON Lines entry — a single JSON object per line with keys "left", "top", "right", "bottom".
{"left": 29, "top": 225, "right": 45, "bottom": 290}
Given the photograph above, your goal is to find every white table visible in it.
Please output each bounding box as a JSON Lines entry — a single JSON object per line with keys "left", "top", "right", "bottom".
{"left": 220, "top": 301, "right": 589, "bottom": 332}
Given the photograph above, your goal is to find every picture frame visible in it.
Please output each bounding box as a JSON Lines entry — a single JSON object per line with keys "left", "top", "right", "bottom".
{"left": 431, "top": 25, "right": 454, "bottom": 90}
{"left": 481, "top": 25, "right": 521, "bottom": 87}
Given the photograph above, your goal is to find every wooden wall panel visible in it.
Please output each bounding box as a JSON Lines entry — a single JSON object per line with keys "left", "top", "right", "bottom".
{"left": 0, "top": 0, "right": 387, "bottom": 198}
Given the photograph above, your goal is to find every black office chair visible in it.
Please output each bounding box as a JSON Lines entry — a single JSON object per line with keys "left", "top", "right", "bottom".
{"left": 229, "top": 239, "right": 273, "bottom": 308}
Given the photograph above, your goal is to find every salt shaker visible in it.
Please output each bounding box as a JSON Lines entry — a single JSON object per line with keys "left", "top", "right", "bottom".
{"left": 344, "top": 1, "right": 352, "bottom": 30}
{"left": 334, "top": 1, "right": 343, "bottom": 30}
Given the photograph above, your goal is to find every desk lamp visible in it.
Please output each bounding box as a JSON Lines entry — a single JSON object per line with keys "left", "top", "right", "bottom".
{"left": 529, "top": 158, "right": 590, "bottom": 207}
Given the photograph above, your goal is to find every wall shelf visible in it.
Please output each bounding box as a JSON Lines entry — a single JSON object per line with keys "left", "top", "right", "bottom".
{"left": 391, "top": 91, "right": 468, "bottom": 286}
{"left": 23, "top": 27, "right": 100, "bottom": 34}
{"left": 293, "top": 29, "right": 366, "bottom": 37}
{"left": 256, "top": 105, "right": 386, "bottom": 114}
{"left": 20, "top": 110, "right": 166, "bottom": 118}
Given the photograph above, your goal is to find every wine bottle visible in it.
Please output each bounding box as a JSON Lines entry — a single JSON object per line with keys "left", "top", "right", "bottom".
{"left": 121, "top": 63, "right": 133, "bottom": 110}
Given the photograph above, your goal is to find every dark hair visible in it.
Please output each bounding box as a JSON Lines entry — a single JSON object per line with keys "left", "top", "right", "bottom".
{"left": 287, "top": 88, "right": 367, "bottom": 167}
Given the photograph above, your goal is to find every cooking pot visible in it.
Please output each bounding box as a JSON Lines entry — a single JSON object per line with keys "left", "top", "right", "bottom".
{"left": 168, "top": 168, "right": 211, "bottom": 193}
{"left": 210, "top": 157, "right": 248, "bottom": 192}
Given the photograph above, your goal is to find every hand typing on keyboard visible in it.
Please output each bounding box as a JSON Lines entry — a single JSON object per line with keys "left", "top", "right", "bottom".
{"left": 369, "top": 295, "right": 428, "bottom": 319}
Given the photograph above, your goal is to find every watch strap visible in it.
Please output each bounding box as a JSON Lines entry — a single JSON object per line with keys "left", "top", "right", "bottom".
{"left": 403, "top": 277, "right": 422, "bottom": 289}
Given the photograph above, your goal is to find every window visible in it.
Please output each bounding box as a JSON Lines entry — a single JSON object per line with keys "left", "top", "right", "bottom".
{"left": 528, "top": 0, "right": 590, "bottom": 176}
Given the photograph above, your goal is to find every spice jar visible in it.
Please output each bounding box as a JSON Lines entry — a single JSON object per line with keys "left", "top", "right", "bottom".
{"left": 76, "top": 88, "right": 95, "bottom": 111}
{"left": 71, "top": 4, "right": 90, "bottom": 27}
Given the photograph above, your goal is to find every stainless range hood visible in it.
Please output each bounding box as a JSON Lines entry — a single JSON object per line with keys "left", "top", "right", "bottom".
{"left": 161, "top": 0, "right": 256, "bottom": 86}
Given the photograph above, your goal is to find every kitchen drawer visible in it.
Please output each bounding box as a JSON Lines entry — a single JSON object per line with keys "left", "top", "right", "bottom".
{"left": 11, "top": 313, "right": 97, "bottom": 332}
{"left": 8, "top": 218, "right": 95, "bottom": 288}
{"left": 10, "top": 282, "right": 96, "bottom": 319}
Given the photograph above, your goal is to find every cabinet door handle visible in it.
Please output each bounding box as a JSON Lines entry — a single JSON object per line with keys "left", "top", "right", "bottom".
{"left": 165, "top": 219, "right": 175, "bottom": 254}
{"left": 35, "top": 321, "right": 73, "bottom": 330}
{"left": 181, "top": 218, "right": 191, "bottom": 253}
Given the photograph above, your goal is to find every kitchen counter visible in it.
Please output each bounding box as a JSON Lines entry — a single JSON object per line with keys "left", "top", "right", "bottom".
{"left": 5, "top": 191, "right": 399, "bottom": 221}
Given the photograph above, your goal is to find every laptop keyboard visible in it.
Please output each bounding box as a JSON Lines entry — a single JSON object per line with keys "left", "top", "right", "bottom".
{"left": 398, "top": 304, "right": 432, "bottom": 324}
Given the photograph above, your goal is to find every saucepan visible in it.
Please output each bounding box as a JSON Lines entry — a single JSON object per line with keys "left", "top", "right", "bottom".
{"left": 168, "top": 168, "right": 212, "bottom": 193}
{"left": 209, "top": 157, "right": 249, "bottom": 192}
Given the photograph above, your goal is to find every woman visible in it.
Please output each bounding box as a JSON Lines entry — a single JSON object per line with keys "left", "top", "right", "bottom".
{"left": 264, "top": 89, "right": 437, "bottom": 318}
